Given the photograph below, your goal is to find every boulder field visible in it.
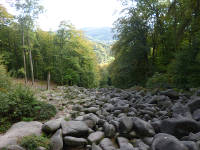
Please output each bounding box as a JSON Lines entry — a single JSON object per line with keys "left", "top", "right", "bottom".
{"left": 2, "top": 86, "right": 200, "bottom": 150}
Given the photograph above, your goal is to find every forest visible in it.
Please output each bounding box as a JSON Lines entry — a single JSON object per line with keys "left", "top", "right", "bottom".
{"left": 0, "top": 0, "right": 200, "bottom": 90}
{"left": 110, "top": 0, "right": 200, "bottom": 89}
{"left": 0, "top": 1, "right": 100, "bottom": 89}
{"left": 0, "top": 0, "right": 200, "bottom": 149}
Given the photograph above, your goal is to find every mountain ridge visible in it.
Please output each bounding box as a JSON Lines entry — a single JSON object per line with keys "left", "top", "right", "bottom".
{"left": 81, "top": 27, "right": 114, "bottom": 44}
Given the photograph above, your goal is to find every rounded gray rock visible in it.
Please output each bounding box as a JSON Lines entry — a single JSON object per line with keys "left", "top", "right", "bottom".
{"left": 132, "top": 117, "right": 155, "bottom": 137}
{"left": 151, "top": 133, "right": 188, "bottom": 150}
{"left": 6, "top": 145, "right": 25, "bottom": 150}
{"left": 100, "top": 138, "right": 116, "bottom": 150}
{"left": 63, "top": 136, "right": 87, "bottom": 147}
{"left": 88, "top": 131, "right": 105, "bottom": 144}
{"left": 42, "top": 118, "right": 62, "bottom": 134}
{"left": 50, "top": 129, "right": 63, "bottom": 150}
{"left": 92, "top": 143, "right": 103, "bottom": 150}
{"left": 61, "top": 120, "right": 89, "bottom": 137}
{"left": 103, "top": 122, "right": 116, "bottom": 138}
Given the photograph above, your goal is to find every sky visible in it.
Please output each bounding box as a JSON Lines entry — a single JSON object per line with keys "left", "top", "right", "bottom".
{"left": 1, "top": 0, "right": 123, "bottom": 31}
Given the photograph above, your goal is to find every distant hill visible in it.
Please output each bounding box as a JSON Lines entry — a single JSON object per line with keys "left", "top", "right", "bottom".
{"left": 81, "top": 27, "right": 114, "bottom": 44}
{"left": 81, "top": 27, "right": 114, "bottom": 64}
{"left": 92, "top": 42, "right": 114, "bottom": 64}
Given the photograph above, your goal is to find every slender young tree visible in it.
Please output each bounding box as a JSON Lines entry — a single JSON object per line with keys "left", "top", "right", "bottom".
{"left": 15, "top": 0, "right": 43, "bottom": 85}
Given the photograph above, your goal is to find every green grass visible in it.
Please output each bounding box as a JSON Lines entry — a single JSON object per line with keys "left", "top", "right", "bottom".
{"left": 19, "top": 134, "right": 50, "bottom": 150}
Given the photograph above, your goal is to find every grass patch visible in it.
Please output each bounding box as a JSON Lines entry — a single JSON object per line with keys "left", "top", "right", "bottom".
{"left": 19, "top": 134, "right": 50, "bottom": 150}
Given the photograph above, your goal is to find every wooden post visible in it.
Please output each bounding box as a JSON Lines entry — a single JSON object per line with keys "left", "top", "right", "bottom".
{"left": 47, "top": 71, "right": 51, "bottom": 90}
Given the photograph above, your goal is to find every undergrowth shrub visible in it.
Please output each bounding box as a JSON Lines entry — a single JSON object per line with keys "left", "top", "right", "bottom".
{"left": 168, "top": 49, "right": 200, "bottom": 89}
{"left": 32, "top": 101, "right": 57, "bottom": 120}
{"left": 146, "top": 72, "right": 173, "bottom": 89}
{"left": 0, "top": 65, "right": 11, "bottom": 91}
{"left": 0, "top": 64, "right": 56, "bottom": 133}
{"left": 1, "top": 85, "right": 57, "bottom": 121}
{"left": 19, "top": 134, "right": 50, "bottom": 150}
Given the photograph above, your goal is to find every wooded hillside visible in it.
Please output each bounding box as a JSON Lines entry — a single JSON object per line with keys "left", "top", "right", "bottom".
{"left": 0, "top": 1, "right": 99, "bottom": 88}
{"left": 110, "top": 0, "right": 200, "bottom": 89}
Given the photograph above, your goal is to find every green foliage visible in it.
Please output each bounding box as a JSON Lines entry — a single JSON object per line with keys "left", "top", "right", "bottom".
{"left": 0, "top": 64, "right": 56, "bottom": 133}
{"left": 110, "top": 9, "right": 150, "bottom": 88}
{"left": 31, "top": 23, "right": 100, "bottom": 88}
{"left": 47, "top": 22, "right": 100, "bottom": 88}
{"left": 19, "top": 135, "right": 50, "bottom": 150}
{"left": 0, "top": 4, "right": 13, "bottom": 27}
{"left": 0, "top": 65, "right": 11, "bottom": 91}
{"left": 110, "top": 0, "right": 200, "bottom": 89}
{"left": 1, "top": 0, "right": 200, "bottom": 90}
{"left": 0, "top": 117, "right": 12, "bottom": 133}
{"left": 0, "top": 4, "right": 100, "bottom": 89}
{"left": 168, "top": 49, "right": 200, "bottom": 89}
{"left": 99, "top": 65, "right": 111, "bottom": 87}
{"left": 0, "top": 85, "right": 56, "bottom": 123}
{"left": 17, "top": 68, "right": 25, "bottom": 78}
{"left": 146, "top": 72, "right": 173, "bottom": 89}
{"left": 22, "top": 117, "right": 34, "bottom": 121}
{"left": 93, "top": 42, "right": 114, "bottom": 64}
{"left": 32, "top": 101, "right": 56, "bottom": 120}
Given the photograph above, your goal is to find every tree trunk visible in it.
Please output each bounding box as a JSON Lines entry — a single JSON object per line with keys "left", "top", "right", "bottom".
{"left": 174, "top": 0, "right": 177, "bottom": 51}
{"left": 47, "top": 71, "right": 51, "bottom": 90}
{"left": 29, "top": 50, "right": 34, "bottom": 85}
{"left": 22, "top": 28, "right": 27, "bottom": 84}
{"left": 27, "top": 29, "right": 34, "bottom": 85}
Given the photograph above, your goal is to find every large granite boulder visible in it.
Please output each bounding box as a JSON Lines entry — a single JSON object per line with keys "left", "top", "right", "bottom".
{"left": 132, "top": 117, "right": 155, "bottom": 137}
{"left": 192, "top": 109, "right": 200, "bottom": 121}
{"left": 5, "top": 145, "right": 25, "bottom": 150}
{"left": 61, "top": 120, "right": 89, "bottom": 137}
{"left": 117, "top": 137, "right": 135, "bottom": 150}
{"left": 63, "top": 136, "right": 87, "bottom": 147}
{"left": 151, "top": 133, "right": 188, "bottom": 150}
{"left": 103, "top": 122, "right": 116, "bottom": 138}
{"left": 172, "top": 103, "right": 192, "bottom": 118}
{"left": 42, "top": 118, "right": 62, "bottom": 134}
{"left": 187, "top": 98, "right": 200, "bottom": 113}
{"left": 0, "top": 121, "right": 42, "bottom": 149}
{"left": 50, "top": 129, "right": 63, "bottom": 150}
{"left": 118, "top": 116, "right": 133, "bottom": 134}
{"left": 88, "top": 131, "right": 104, "bottom": 144}
{"left": 160, "top": 118, "right": 200, "bottom": 138}
{"left": 182, "top": 141, "right": 198, "bottom": 150}
{"left": 92, "top": 143, "right": 103, "bottom": 150}
{"left": 160, "top": 89, "right": 179, "bottom": 100}
{"left": 100, "top": 138, "right": 116, "bottom": 150}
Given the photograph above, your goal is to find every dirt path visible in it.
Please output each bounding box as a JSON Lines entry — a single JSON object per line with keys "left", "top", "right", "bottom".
{"left": 37, "top": 86, "right": 73, "bottom": 119}
{"left": 13, "top": 78, "right": 68, "bottom": 119}
{"left": 37, "top": 86, "right": 97, "bottom": 120}
{"left": 13, "top": 78, "right": 57, "bottom": 91}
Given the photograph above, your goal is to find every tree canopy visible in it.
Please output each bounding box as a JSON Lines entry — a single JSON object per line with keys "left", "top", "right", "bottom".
{"left": 1, "top": 0, "right": 200, "bottom": 89}
{"left": 0, "top": 4, "right": 99, "bottom": 88}
{"left": 109, "top": 0, "right": 200, "bottom": 89}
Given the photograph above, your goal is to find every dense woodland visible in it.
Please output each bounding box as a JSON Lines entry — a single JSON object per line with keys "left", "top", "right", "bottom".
{"left": 0, "top": 0, "right": 200, "bottom": 147}
{"left": 0, "top": 0, "right": 100, "bottom": 88}
{"left": 1, "top": 0, "right": 200, "bottom": 90}
{"left": 110, "top": 0, "right": 200, "bottom": 89}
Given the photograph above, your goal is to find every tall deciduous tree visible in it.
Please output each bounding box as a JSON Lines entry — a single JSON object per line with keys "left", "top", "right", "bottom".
{"left": 110, "top": 0, "right": 200, "bottom": 88}
{"left": 15, "top": 0, "right": 43, "bottom": 85}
